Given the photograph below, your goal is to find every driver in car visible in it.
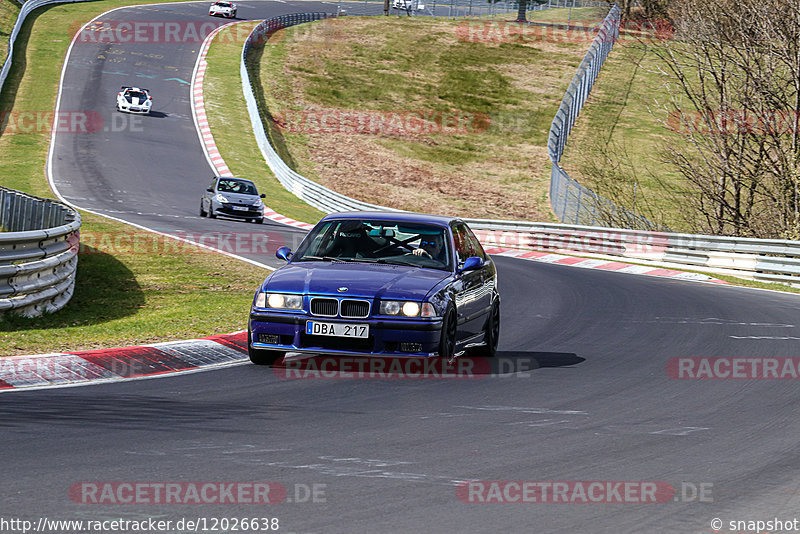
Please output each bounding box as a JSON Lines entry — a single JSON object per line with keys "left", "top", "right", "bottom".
{"left": 413, "top": 233, "right": 446, "bottom": 262}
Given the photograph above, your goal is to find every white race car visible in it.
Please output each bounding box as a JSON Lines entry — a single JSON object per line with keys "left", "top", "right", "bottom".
{"left": 116, "top": 86, "right": 153, "bottom": 115}
{"left": 209, "top": 1, "right": 237, "bottom": 18}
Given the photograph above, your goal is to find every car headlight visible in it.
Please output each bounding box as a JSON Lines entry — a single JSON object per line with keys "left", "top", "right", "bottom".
{"left": 256, "top": 292, "right": 303, "bottom": 310}
{"left": 380, "top": 300, "right": 437, "bottom": 317}
{"left": 215, "top": 194, "right": 228, "bottom": 203}
{"left": 254, "top": 199, "right": 263, "bottom": 207}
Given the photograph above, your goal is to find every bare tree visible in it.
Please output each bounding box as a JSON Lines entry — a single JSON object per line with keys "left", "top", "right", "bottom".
{"left": 649, "top": 0, "right": 800, "bottom": 237}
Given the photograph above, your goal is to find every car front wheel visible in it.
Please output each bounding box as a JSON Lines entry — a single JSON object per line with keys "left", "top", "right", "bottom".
{"left": 438, "top": 305, "right": 457, "bottom": 361}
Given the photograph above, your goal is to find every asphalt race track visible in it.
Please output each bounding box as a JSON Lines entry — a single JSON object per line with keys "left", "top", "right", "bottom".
{"left": 6, "top": 1, "right": 800, "bottom": 533}
{"left": 49, "top": 0, "right": 366, "bottom": 268}
{"left": 5, "top": 257, "right": 800, "bottom": 532}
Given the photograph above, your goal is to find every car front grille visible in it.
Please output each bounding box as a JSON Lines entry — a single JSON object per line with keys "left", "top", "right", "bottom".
{"left": 340, "top": 299, "right": 370, "bottom": 318}
{"left": 309, "top": 298, "right": 371, "bottom": 318}
{"left": 310, "top": 298, "right": 338, "bottom": 317}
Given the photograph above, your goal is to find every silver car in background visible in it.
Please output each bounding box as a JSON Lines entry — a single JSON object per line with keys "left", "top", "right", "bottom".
{"left": 200, "top": 176, "right": 265, "bottom": 223}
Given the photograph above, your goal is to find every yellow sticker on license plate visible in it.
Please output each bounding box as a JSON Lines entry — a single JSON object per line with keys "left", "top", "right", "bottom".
{"left": 306, "top": 321, "right": 369, "bottom": 339}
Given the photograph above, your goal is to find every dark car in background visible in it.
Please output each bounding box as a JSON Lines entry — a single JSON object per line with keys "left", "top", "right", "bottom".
{"left": 247, "top": 211, "right": 500, "bottom": 365}
{"left": 200, "top": 176, "right": 265, "bottom": 223}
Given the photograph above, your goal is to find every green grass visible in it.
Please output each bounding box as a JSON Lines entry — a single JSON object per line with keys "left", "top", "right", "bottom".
{"left": 0, "top": 0, "right": 269, "bottom": 356}
{"left": 0, "top": 214, "right": 266, "bottom": 355}
{"left": 559, "top": 40, "right": 691, "bottom": 231}
{"left": 0, "top": 0, "right": 19, "bottom": 65}
{"left": 244, "top": 16, "right": 590, "bottom": 221}
{"left": 527, "top": 6, "right": 607, "bottom": 23}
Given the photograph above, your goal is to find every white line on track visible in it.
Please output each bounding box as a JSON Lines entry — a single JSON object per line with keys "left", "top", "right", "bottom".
{"left": 46, "top": 2, "right": 274, "bottom": 271}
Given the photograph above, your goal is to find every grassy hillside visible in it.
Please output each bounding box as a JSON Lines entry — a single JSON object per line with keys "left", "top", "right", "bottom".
{"left": 251, "top": 15, "right": 599, "bottom": 221}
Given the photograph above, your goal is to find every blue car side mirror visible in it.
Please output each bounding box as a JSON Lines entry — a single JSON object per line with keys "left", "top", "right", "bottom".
{"left": 276, "top": 246, "right": 293, "bottom": 262}
{"left": 459, "top": 256, "right": 484, "bottom": 273}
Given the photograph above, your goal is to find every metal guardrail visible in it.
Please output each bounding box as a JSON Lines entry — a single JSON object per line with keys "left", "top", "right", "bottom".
{"left": 545, "top": 4, "right": 662, "bottom": 230}
{"left": 241, "top": 7, "right": 638, "bottom": 224}
{"left": 1, "top": 0, "right": 88, "bottom": 317}
{"left": 240, "top": 11, "right": 800, "bottom": 287}
{"left": 468, "top": 222, "right": 800, "bottom": 287}
{"left": 1, "top": 0, "right": 95, "bottom": 97}
{"left": 0, "top": 187, "right": 81, "bottom": 317}
{"left": 336, "top": 0, "right": 606, "bottom": 19}
{"left": 242, "top": 12, "right": 403, "bottom": 214}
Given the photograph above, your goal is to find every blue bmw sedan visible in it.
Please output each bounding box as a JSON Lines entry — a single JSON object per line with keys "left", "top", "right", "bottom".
{"left": 247, "top": 212, "right": 499, "bottom": 365}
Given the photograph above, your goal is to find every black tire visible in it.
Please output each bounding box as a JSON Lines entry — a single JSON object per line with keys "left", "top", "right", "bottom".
{"left": 208, "top": 207, "right": 216, "bottom": 219}
{"left": 438, "top": 305, "right": 457, "bottom": 361}
{"left": 255, "top": 217, "right": 264, "bottom": 224}
{"left": 471, "top": 299, "right": 500, "bottom": 358}
{"left": 199, "top": 202, "right": 207, "bottom": 217}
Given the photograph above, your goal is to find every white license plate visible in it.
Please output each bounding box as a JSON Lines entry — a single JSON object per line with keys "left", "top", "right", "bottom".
{"left": 306, "top": 321, "right": 369, "bottom": 339}
{"left": 232, "top": 206, "right": 248, "bottom": 211}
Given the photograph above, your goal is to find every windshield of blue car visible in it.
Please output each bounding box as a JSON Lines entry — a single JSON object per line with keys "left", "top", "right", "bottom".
{"left": 217, "top": 180, "right": 257, "bottom": 195}
{"left": 293, "top": 220, "right": 452, "bottom": 271}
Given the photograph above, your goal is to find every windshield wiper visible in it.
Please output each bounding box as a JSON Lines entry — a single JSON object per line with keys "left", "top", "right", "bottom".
{"left": 298, "top": 255, "right": 357, "bottom": 262}
{"left": 373, "top": 258, "right": 415, "bottom": 266}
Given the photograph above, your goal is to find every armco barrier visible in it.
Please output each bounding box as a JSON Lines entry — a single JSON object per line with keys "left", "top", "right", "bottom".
{"left": 0, "top": 187, "right": 81, "bottom": 317}
{"left": 470, "top": 221, "right": 800, "bottom": 287}
{"left": 241, "top": 12, "right": 401, "bottom": 214}
{"left": 0, "top": 0, "right": 94, "bottom": 97}
{"left": 545, "top": 4, "right": 662, "bottom": 230}
{"left": 240, "top": 6, "right": 656, "bottom": 228}
{"left": 1, "top": 0, "right": 87, "bottom": 317}
{"left": 240, "top": 14, "right": 800, "bottom": 287}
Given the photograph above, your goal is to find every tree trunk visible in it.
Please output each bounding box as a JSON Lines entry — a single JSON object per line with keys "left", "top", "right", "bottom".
{"left": 516, "top": 0, "right": 527, "bottom": 22}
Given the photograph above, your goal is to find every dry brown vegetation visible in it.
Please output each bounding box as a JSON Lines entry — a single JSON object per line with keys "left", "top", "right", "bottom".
{"left": 256, "top": 15, "right": 596, "bottom": 221}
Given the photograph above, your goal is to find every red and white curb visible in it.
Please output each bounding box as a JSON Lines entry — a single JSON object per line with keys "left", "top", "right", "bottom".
{"left": 192, "top": 22, "right": 314, "bottom": 232}
{"left": 0, "top": 249, "right": 725, "bottom": 391}
{"left": 192, "top": 21, "right": 238, "bottom": 177}
{"left": 483, "top": 247, "right": 728, "bottom": 284}
{"left": 0, "top": 332, "right": 249, "bottom": 392}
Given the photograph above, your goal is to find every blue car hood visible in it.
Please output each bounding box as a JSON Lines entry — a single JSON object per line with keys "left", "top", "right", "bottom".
{"left": 265, "top": 262, "right": 450, "bottom": 300}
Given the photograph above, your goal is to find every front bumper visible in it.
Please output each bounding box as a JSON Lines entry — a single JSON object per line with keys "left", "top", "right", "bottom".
{"left": 118, "top": 104, "right": 150, "bottom": 114}
{"left": 211, "top": 201, "right": 263, "bottom": 219}
{"left": 249, "top": 311, "right": 443, "bottom": 356}
{"left": 210, "top": 10, "right": 234, "bottom": 16}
